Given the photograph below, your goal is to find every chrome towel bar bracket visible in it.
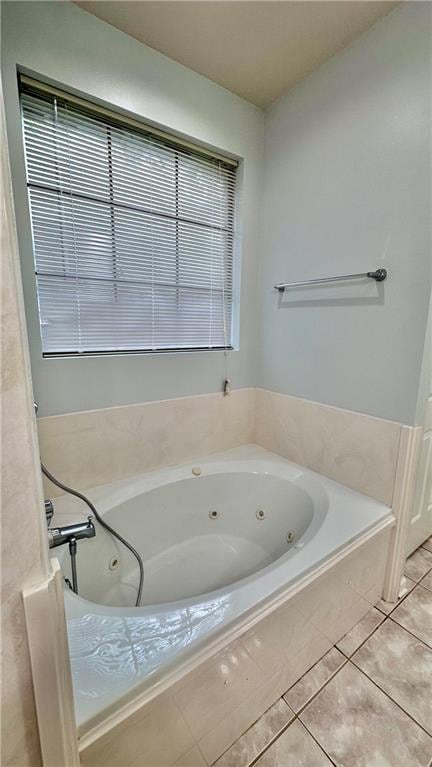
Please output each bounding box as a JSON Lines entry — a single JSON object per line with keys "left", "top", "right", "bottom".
{"left": 274, "top": 268, "right": 387, "bottom": 292}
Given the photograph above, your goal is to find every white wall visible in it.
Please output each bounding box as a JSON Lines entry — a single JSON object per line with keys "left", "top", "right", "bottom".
{"left": 1, "top": 1, "right": 263, "bottom": 416}
{"left": 2, "top": 2, "right": 431, "bottom": 426}
{"left": 259, "top": 2, "right": 431, "bottom": 425}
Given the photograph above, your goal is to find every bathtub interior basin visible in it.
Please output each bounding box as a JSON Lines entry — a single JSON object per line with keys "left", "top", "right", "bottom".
{"left": 56, "top": 467, "right": 325, "bottom": 606}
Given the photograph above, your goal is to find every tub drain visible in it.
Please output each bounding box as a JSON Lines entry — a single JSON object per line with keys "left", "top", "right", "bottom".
{"left": 109, "top": 556, "right": 120, "bottom": 570}
{"left": 209, "top": 509, "right": 219, "bottom": 519}
{"left": 286, "top": 531, "right": 296, "bottom": 544}
{"left": 256, "top": 509, "right": 265, "bottom": 520}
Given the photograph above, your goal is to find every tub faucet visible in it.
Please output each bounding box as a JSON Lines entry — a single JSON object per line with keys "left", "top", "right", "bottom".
{"left": 48, "top": 517, "right": 96, "bottom": 595}
{"left": 48, "top": 517, "right": 96, "bottom": 549}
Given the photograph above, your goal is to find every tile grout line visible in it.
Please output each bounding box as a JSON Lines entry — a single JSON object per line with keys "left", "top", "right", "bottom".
{"left": 376, "top": 560, "right": 432, "bottom": 615}
{"left": 213, "top": 621, "right": 378, "bottom": 767}
{"left": 281, "top": 642, "right": 345, "bottom": 707}
{"left": 419, "top": 569, "right": 432, "bottom": 586}
{"left": 276, "top": 599, "right": 430, "bottom": 762}
{"left": 196, "top": 742, "right": 208, "bottom": 767}
{"left": 243, "top": 608, "right": 397, "bottom": 765}
{"left": 404, "top": 561, "right": 432, "bottom": 585}
{"left": 242, "top": 709, "right": 301, "bottom": 767}
{"left": 388, "top": 611, "right": 432, "bottom": 650}
{"left": 375, "top": 583, "right": 416, "bottom": 615}
{"left": 295, "top": 718, "right": 339, "bottom": 767}
{"left": 286, "top": 656, "right": 350, "bottom": 717}
{"left": 336, "top": 609, "right": 388, "bottom": 661}
{"left": 209, "top": 698, "right": 294, "bottom": 767}
{"left": 211, "top": 553, "right": 432, "bottom": 767}
{"left": 294, "top": 608, "right": 432, "bottom": 764}
{"left": 349, "top": 660, "right": 432, "bottom": 740}
{"left": 287, "top": 608, "right": 388, "bottom": 718}
{"left": 244, "top": 708, "right": 339, "bottom": 767}
{"left": 284, "top": 605, "right": 386, "bottom": 710}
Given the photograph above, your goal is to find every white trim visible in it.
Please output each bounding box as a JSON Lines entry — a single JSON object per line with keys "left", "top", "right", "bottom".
{"left": 382, "top": 424, "right": 423, "bottom": 602}
{"left": 20, "top": 74, "right": 238, "bottom": 167}
{"left": 23, "top": 561, "right": 80, "bottom": 767}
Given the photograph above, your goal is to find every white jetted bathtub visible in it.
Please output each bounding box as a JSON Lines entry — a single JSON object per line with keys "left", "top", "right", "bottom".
{"left": 52, "top": 445, "right": 394, "bottom": 733}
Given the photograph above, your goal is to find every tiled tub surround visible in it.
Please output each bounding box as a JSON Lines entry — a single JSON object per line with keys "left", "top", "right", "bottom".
{"left": 39, "top": 387, "right": 401, "bottom": 505}
{"left": 38, "top": 390, "right": 415, "bottom": 766}
{"left": 209, "top": 541, "right": 432, "bottom": 767}
{"left": 79, "top": 526, "right": 392, "bottom": 766}
{"left": 47, "top": 437, "right": 393, "bottom": 766}
{"left": 254, "top": 388, "right": 401, "bottom": 506}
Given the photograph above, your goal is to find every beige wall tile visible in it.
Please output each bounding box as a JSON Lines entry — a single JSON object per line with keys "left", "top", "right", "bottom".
{"left": 1, "top": 594, "right": 43, "bottom": 767}
{"left": 290, "top": 531, "right": 389, "bottom": 647}
{"left": 80, "top": 694, "right": 194, "bottom": 767}
{"left": 38, "top": 388, "right": 255, "bottom": 496}
{"left": 197, "top": 669, "right": 292, "bottom": 766}
{"left": 242, "top": 592, "right": 332, "bottom": 680}
{"left": 172, "top": 638, "right": 263, "bottom": 743}
{"left": 39, "top": 385, "right": 402, "bottom": 509}
{"left": 254, "top": 388, "right": 401, "bottom": 505}
{"left": 1, "top": 95, "right": 50, "bottom": 767}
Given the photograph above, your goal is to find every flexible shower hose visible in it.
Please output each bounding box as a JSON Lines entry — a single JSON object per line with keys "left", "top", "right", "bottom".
{"left": 41, "top": 462, "right": 144, "bottom": 607}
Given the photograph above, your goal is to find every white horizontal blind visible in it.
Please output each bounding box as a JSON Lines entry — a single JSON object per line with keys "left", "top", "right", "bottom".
{"left": 20, "top": 79, "right": 237, "bottom": 355}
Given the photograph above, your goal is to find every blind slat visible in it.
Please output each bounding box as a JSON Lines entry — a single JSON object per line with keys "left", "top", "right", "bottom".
{"left": 20, "top": 80, "right": 237, "bottom": 356}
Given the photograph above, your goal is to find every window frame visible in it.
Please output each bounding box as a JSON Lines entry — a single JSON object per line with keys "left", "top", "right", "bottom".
{"left": 19, "top": 76, "right": 239, "bottom": 358}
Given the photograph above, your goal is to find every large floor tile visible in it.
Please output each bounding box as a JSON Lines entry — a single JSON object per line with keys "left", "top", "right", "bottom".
{"left": 421, "top": 536, "right": 432, "bottom": 553}
{"left": 376, "top": 575, "right": 416, "bottom": 614}
{"left": 336, "top": 608, "right": 384, "bottom": 656}
{"left": 284, "top": 647, "right": 345, "bottom": 713}
{"left": 352, "top": 618, "right": 432, "bottom": 734}
{"left": 174, "top": 747, "right": 207, "bottom": 767}
{"left": 300, "top": 663, "right": 432, "bottom": 767}
{"left": 392, "top": 585, "right": 432, "bottom": 648}
{"left": 405, "top": 548, "right": 432, "bottom": 582}
{"left": 254, "top": 720, "right": 332, "bottom": 766}
{"left": 213, "top": 699, "right": 293, "bottom": 767}
{"left": 420, "top": 570, "right": 432, "bottom": 592}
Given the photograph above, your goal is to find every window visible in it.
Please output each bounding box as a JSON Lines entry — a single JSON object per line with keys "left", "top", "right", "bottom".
{"left": 20, "top": 77, "right": 237, "bottom": 356}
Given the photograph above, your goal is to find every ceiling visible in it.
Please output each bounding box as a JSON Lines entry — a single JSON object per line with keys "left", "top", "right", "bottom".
{"left": 75, "top": 1, "right": 398, "bottom": 108}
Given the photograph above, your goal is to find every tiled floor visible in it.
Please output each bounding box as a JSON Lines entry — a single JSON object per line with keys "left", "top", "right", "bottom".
{"left": 211, "top": 537, "right": 432, "bottom": 767}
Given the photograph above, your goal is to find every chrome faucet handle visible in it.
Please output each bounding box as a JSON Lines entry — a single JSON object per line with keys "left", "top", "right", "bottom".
{"left": 48, "top": 518, "right": 96, "bottom": 549}
{"left": 45, "top": 499, "right": 54, "bottom": 527}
